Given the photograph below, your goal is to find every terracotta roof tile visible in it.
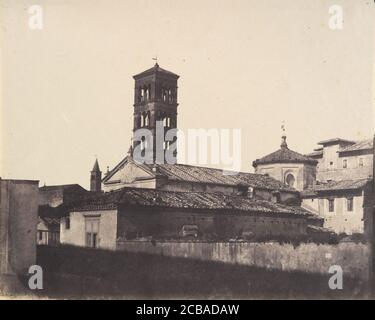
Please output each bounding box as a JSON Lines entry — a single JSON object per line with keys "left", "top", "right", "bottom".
{"left": 71, "top": 187, "right": 314, "bottom": 217}
{"left": 301, "top": 178, "right": 370, "bottom": 196}
{"left": 253, "top": 148, "right": 317, "bottom": 167}
{"left": 147, "top": 163, "right": 297, "bottom": 192}
{"left": 338, "top": 139, "right": 373, "bottom": 153}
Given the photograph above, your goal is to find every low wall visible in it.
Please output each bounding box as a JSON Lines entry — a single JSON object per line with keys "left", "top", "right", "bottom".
{"left": 117, "top": 240, "right": 372, "bottom": 281}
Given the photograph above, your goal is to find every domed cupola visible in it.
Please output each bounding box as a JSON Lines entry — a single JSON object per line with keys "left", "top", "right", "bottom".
{"left": 252, "top": 136, "right": 317, "bottom": 191}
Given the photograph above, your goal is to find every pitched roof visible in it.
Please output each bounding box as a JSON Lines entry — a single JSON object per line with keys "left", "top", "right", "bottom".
{"left": 133, "top": 63, "right": 179, "bottom": 80}
{"left": 102, "top": 156, "right": 298, "bottom": 192}
{"left": 39, "top": 184, "right": 87, "bottom": 192}
{"left": 253, "top": 137, "right": 317, "bottom": 167}
{"left": 305, "top": 150, "right": 323, "bottom": 158}
{"left": 70, "top": 187, "right": 313, "bottom": 217}
{"left": 317, "top": 138, "right": 356, "bottom": 146}
{"left": 301, "top": 178, "right": 370, "bottom": 197}
{"left": 39, "top": 216, "right": 60, "bottom": 227}
{"left": 92, "top": 159, "right": 100, "bottom": 172}
{"left": 147, "top": 163, "right": 297, "bottom": 191}
{"left": 338, "top": 139, "right": 373, "bottom": 154}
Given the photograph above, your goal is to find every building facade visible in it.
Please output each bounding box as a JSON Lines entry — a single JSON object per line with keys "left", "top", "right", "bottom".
{"left": 60, "top": 187, "right": 322, "bottom": 250}
{"left": 253, "top": 135, "right": 374, "bottom": 235}
{"left": 301, "top": 137, "right": 374, "bottom": 235}
{"left": 306, "top": 138, "right": 373, "bottom": 182}
{"left": 102, "top": 65, "right": 303, "bottom": 207}
{"left": 0, "top": 179, "right": 39, "bottom": 276}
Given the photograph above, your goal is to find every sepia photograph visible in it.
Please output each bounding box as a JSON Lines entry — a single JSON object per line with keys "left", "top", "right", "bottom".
{"left": 1, "top": 0, "right": 375, "bottom": 304}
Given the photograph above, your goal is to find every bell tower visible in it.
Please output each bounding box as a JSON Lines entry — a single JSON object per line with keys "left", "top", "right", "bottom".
{"left": 132, "top": 63, "right": 179, "bottom": 163}
{"left": 90, "top": 159, "right": 102, "bottom": 192}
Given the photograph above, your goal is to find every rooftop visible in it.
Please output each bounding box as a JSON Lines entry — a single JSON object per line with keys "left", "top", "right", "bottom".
{"left": 133, "top": 63, "right": 179, "bottom": 80}
{"left": 338, "top": 138, "right": 373, "bottom": 154}
{"left": 40, "top": 184, "right": 87, "bottom": 192}
{"left": 317, "top": 138, "right": 356, "bottom": 146}
{"left": 71, "top": 187, "right": 314, "bottom": 217}
{"left": 103, "top": 156, "right": 298, "bottom": 192}
{"left": 253, "top": 136, "right": 317, "bottom": 167}
{"left": 301, "top": 178, "right": 370, "bottom": 197}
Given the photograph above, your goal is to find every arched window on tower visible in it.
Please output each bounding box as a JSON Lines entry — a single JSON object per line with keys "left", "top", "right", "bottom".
{"left": 140, "top": 113, "right": 145, "bottom": 127}
{"left": 144, "top": 112, "right": 149, "bottom": 127}
{"left": 168, "top": 88, "right": 173, "bottom": 103}
{"left": 162, "top": 88, "right": 167, "bottom": 102}
{"left": 141, "top": 88, "right": 145, "bottom": 102}
{"left": 144, "top": 85, "right": 150, "bottom": 101}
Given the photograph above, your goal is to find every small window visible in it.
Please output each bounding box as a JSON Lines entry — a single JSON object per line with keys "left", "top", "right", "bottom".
{"left": 65, "top": 217, "right": 70, "bottom": 229}
{"left": 180, "top": 225, "right": 198, "bottom": 238}
{"left": 38, "top": 231, "right": 43, "bottom": 240}
{"left": 328, "top": 199, "right": 335, "bottom": 213}
{"left": 285, "top": 173, "right": 295, "bottom": 188}
{"left": 329, "top": 161, "right": 333, "bottom": 166}
{"left": 343, "top": 159, "right": 347, "bottom": 168}
{"left": 359, "top": 158, "right": 364, "bottom": 167}
{"left": 347, "top": 197, "right": 353, "bottom": 212}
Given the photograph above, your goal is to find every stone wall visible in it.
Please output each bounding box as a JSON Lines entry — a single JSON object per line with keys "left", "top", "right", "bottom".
{"left": 0, "top": 179, "right": 39, "bottom": 275}
{"left": 117, "top": 207, "right": 308, "bottom": 240}
{"left": 60, "top": 209, "right": 118, "bottom": 250}
{"left": 117, "top": 240, "right": 371, "bottom": 280}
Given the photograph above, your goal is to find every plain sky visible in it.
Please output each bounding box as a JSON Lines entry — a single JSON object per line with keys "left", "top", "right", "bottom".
{"left": 1, "top": 0, "right": 374, "bottom": 189}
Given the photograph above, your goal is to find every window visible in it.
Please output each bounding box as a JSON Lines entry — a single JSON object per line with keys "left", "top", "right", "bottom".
{"left": 85, "top": 217, "right": 100, "bottom": 248}
{"left": 347, "top": 197, "right": 353, "bottom": 212}
{"left": 181, "top": 225, "right": 198, "bottom": 238}
{"left": 38, "top": 231, "right": 43, "bottom": 241}
{"left": 65, "top": 217, "right": 70, "bottom": 229}
{"left": 343, "top": 159, "right": 347, "bottom": 168}
{"left": 285, "top": 173, "right": 295, "bottom": 188}
{"left": 328, "top": 199, "right": 335, "bottom": 212}
{"left": 359, "top": 158, "right": 364, "bottom": 167}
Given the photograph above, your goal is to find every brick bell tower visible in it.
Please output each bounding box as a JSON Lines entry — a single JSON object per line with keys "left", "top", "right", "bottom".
{"left": 132, "top": 63, "right": 179, "bottom": 163}
{"left": 90, "top": 159, "right": 102, "bottom": 192}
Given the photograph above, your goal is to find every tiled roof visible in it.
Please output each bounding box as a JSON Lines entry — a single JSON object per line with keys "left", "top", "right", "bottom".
{"left": 147, "top": 163, "right": 297, "bottom": 192}
{"left": 305, "top": 150, "right": 323, "bottom": 158}
{"left": 39, "top": 184, "right": 87, "bottom": 192}
{"left": 338, "top": 139, "right": 373, "bottom": 153}
{"left": 103, "top": 156, "right": 297, "bottom": 192}
{"left": 133, "top": 63, "right": 179, "bottom": 79}
{"left": 40, "top": 216, "right": 60, "bottom": 227}
{"left": 253, "top": 148, "right": 317, "bottom": 167}
{"left": 70, "top": 187, "right": 314, "bottom": 217}
{"left": 318, "top": 138, "right": 356, "bottom": 146}
{"left": 301, "top": 178, "right": 370, "bottom": 197}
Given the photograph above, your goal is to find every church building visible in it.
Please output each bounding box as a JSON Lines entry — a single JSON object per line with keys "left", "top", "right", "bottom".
{"left": 102, "top": 64, "right": 302, "bottom": 205}
{"left": 57, "top": 64, "right": 325, "bottom": 249}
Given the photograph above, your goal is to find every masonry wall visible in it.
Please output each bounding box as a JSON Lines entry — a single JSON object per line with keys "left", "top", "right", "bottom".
{"left": 255, "top": 162, "right": 316, "bottom": 191}
{"left": 60, "top": 209, "right": 118, "bottom": 250}
{"left": 116, "top": 207, "right": 308, "bottom": 241}
{"left": 317, "top": 152, "right": 372, "bottom": 182}
{"left": 117, "top": 240, "right": 371, "bottom": 280}
{"left": 0, "top": 179, "right": 39, "bottom": 275}
{"left": 302, "top": 192, "right": 365, "bottom": 235}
